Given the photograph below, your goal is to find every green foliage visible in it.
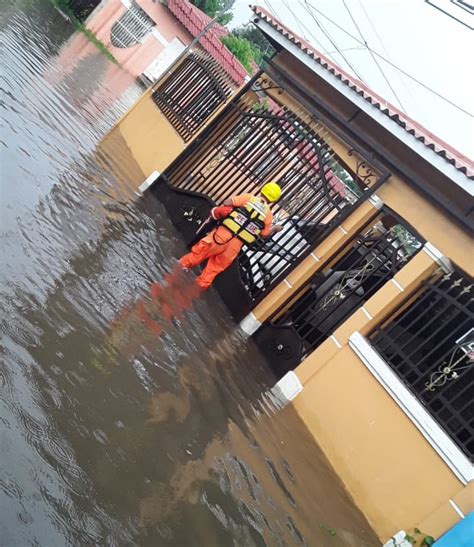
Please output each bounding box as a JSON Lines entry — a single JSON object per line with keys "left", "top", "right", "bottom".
{"left": 319, "top": 523, "right": 337, "bottom": 537}
{"left": 190, "top": 0, "right": 234, "bottom": 24}
{"left": 328, "top": 159, "right": 362, "bottom": 199}
{"left": 220, "top": 35, "right": 256, "bottom": 73}
{"left": 392, "top": 528, "right": 436, "bottom": 546}
{"left": 232, "top": 25, "right": 275, "bottom": 63}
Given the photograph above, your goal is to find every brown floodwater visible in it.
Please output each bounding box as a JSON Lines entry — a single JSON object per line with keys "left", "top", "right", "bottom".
{"left": 0, "top": 2, "right": 380, "bottom": 545}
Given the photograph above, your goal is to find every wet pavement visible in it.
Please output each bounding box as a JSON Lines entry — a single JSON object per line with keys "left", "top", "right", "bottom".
{"left": 0, "top": 2, "right": 380, "bottom": 545}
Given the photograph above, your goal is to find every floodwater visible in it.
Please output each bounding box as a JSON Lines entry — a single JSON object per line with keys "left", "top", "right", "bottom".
{"left": 0, "top": 3, "right": 380, "bottom": 546}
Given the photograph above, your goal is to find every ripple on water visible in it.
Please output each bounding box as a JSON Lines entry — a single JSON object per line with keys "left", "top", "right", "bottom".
{"left": 1, "top": 3, "right": 380, "bottom": 546}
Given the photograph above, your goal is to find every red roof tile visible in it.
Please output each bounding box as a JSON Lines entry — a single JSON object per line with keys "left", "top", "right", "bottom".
{"left": 167, "top": 0, "right": 249, "bottom": 86}
{"left": 251, "top": 5, "right": 474, "bottom": 180}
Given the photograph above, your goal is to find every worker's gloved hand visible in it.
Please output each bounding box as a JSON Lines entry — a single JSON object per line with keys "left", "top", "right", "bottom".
{"left": 272, "top": 224, "right": 284, "bottom": 234}
{"left": 211, "top": 206, "right": 233, "bottom": 220}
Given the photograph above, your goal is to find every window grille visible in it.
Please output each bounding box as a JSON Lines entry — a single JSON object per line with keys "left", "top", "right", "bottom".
{"left": 110, "top": 2, "right": 155, "bottom": 49}
{"left": 370, "top": 268, "right": 474, "bottom": 460}
{"left": 263, "top": 209, "right": 422, "bottom": 362}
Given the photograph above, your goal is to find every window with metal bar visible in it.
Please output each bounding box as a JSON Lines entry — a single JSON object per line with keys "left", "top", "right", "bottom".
{"left": 369, "top": 268, "right": 474, "bottom": 460}
{"left": 110, "top": 2, "right": 155, "bottom": 49}
{"left": 266, "top": 209, "right": 423, "bottom": 361}
{"left": 152, "top": 52, "right": 233, "bottom": 141}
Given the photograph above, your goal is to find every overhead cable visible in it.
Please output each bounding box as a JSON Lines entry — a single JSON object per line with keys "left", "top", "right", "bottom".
{"left": 356, "top": 0, "right": 418, "bottom": 110}
{"left": 280, "top": 0, "right": 340, "bottom": 64}
{"left": 342, "top": 0, "right": 408, "bottom": 113}
{"left": 303, "top": 0, "right": 473, "bottom": 117}
{"left": 300, "top": 0, "right": 366, "bottom": 82}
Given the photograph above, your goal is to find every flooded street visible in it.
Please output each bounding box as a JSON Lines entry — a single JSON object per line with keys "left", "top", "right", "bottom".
{"left": 0, "top": 2, "right": 379, "bottom": 546}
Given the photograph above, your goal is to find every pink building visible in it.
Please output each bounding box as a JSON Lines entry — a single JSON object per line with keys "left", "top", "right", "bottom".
{"left": 85, "top": 0, "right": 248, "bottom": 85}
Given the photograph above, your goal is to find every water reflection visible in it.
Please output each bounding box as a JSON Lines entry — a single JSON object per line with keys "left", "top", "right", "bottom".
{"left": 1, "top": 2, "right": 379, "bottom": 546}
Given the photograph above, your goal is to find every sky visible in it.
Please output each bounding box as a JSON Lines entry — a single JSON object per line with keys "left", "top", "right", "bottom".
{"left": 228, "top": 0, "right": 474, "bottom": 159}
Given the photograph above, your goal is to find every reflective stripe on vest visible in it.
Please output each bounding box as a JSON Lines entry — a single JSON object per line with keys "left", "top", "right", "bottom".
{"left": 222, "top": 197, "right": 268, "bottom": 245}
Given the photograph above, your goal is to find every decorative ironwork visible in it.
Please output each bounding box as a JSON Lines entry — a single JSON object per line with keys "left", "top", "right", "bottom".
{"left": 111, "top": 2, "right": 155, "bottom": 48}
{"left": 253, "top": 77, "right": 284, "bottom": 95}
{"left": 270, "top": 210, "right": 422, "bottom": 359}
{"left": 348, "top": 148, "right": 378, "bottom": 189}
{"left": 152, "top": 52, "right": 233, "bottom": 141}
{"left": 370, "top": 269, "right": 474, "bottom": 460}
{"left": 164, "top": 94, "right": 381, "bottom": 304}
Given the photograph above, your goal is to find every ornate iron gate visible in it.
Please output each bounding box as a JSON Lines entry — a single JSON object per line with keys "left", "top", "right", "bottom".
{"left": 152, "top": 51, "right": 233, "bottom": 141}
{"left": 254, "top": 209, "right": 423, "bottom": 375}
{"left": 162, "top": 88, "right": 383, "bottom": 316}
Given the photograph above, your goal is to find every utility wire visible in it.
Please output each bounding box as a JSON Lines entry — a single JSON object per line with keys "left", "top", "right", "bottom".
{"left": 342, "top": 0, "right": 408, "bottom": 113}
{"left": 300, "top": 0, "right": 366, "bottom": 82}
{"left": 263, "top": 0, "right": 279, "bottom": 20}
{"left": 325, "top": 46, "right": 366, "bottom": 54}
{"left": 356, "top": 0, "right": 417, "bottom": 108}
{"left": 303, "top": 0, "right": 473, "bottom": 117}
{"left": 280, "top": 0, "right": 340, "bottom": 65}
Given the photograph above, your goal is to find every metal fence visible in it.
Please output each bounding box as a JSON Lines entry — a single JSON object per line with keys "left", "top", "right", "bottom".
{"left": 152, "top": 52, "right": 234, "bottom": 142}
{"left": 266, "top": 209, "right": 422, "bottom": 360}
{"left": 164, "top": 89, "right": 383, "bottom": 303}
{"left": 370, "top": 268, "right": 474, "bottom": 460}
{"left": 110, "top": 2, "right": 155, "bottom": 48}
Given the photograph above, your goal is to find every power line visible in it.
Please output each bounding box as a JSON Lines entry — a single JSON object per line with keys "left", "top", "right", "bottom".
{"left": 325, "top": 46, "right": 365, "bottom": 54}
{"left": 356, "top": 0, "right": 421, "bottom": 115}
{"left": 263, "top": 0, "right": 279, "bottom": 20}
{"left": 281, "top": 0, "right": 311, "bottom": 40}
{"left": 303, "top": 0, "right": 473, "bottom": 117}
{"left": 356, "top": 0, "right": 417, "bottom": 109}
{"left": 280, "top": 0, "right": 340, "bottom": 65}
{"left": 300, "top": 0, "right": 366, "bottom": 82}
{"left": 342, "top": 0, "right": 408, "bottom": 113}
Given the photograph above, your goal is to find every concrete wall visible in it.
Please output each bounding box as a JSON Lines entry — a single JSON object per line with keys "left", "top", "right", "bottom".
{"left": 103, "top": 86, "right": 187, "bottom": 183}
{"left": 86, "top": 0, "right": 193, "bottom": 77}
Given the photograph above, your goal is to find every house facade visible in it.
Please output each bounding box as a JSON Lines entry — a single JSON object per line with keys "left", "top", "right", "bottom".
{"left": 84, "top": 0, "right": 247, "bottom": 84}
{"left": 106, "top": 5, "right": 473, "bottom": 544}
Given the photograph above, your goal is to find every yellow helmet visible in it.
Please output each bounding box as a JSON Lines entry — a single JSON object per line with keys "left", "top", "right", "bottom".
{"left": 261, "top": 182, "right": 282, "bottom": 202}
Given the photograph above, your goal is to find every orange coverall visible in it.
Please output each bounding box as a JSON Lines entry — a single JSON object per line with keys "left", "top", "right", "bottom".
{"left": 179, "top": 193, "right": 273, "bottom": 289}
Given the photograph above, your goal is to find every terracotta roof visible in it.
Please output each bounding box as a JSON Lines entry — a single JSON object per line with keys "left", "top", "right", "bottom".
{"left": 251, "top": 5, "right": 474, "bottom": 180}
{"left": 167, "top": 0, "right": 248, "bottom": 86}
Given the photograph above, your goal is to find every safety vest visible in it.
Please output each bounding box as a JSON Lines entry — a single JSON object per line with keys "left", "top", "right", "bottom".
{"left": 222, "top": 197, "right": 268, "bottom": 245}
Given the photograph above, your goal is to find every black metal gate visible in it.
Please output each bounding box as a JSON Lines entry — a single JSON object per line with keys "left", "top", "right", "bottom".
{"left": 152, "top": 51, "right": 233, "bottom": 141}
{"left": 158, "top": 86, "right": 384, "bottom": 318}
{"left": 254, "top": 209, "right": 423, "bottom": 376}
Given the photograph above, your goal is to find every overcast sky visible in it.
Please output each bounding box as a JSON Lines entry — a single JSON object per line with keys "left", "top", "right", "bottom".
{"left": 228, "top": 0, "right": 474, "bottom": 159}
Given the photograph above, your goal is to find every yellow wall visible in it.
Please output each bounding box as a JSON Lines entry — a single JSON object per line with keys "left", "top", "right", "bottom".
{"left": 293, "top": 345, "right": 467, "bottom": 541}
{"left": 102, "top": 88, "right": 187, "bottom": 182}
{"left": 291, "top": 252, "right": 469, "bottom": 541}
{"left": 378, "top": 177, "right": 473, "bottom": 275}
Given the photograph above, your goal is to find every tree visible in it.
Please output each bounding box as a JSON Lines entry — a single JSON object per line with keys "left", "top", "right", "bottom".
{"left": 190, "top": 0, "right": 235, "bottom": 25}
{"left": 220, "top": 35, "right": 256, "bottom": 73}
{"left": 232, "top": 25, "right": 275, "bottom": 62}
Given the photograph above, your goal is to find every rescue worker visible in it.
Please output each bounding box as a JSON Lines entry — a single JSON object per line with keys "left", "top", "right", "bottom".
{"left": 179, "top": 182, "right": 283, "bottom": 289}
